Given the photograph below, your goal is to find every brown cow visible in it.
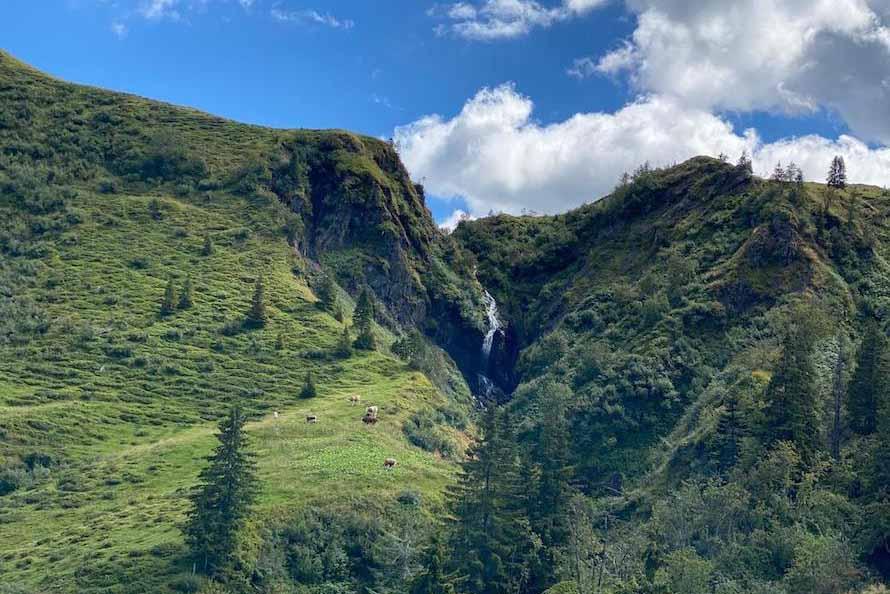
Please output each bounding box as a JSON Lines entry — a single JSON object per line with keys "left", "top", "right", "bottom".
{"left": 384, "top": 458, "right": 397, "bottom": 469}
{"left": 349, "top": 394, "right": 361, "bottom": 406}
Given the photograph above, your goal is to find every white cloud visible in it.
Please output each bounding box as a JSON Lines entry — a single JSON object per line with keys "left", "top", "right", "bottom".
{"left": 432, "top": 0, "right": 606, "bottom": 40}
{"left": 394, "top": 84, "right": 890, "bottom": 216}
{"left": 270, "top": 8, "right": 355, "bottom": 29}
{"left": 593, "top": 0, "right": 890, "bottom": 143}
{"left": 140, "top": 0, "right": 178, "bottom": 19}
{"left": 133, "top": 0, "right": 254, "bottom": 21}
{"left": 439, "top": 209, "right": 475, "bottom": 232}
{"left": 111, "top": 21, "right": 129, "bottom": 38}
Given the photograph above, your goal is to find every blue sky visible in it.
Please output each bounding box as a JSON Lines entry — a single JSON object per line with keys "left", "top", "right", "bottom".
{"left": 3, "top": 1, "right": 890, "bottom": 224}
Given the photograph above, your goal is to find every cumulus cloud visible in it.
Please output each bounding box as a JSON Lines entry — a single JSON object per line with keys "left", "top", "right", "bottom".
{"left": 432, "top": 0, "right": 606, "bottom": 40}
{"left": 270, "top": 8, "right": 355, "bottom": 29}
{"left": 394, "top": 84, "right": 890, "bottom": 216}
{"left": 439, "top": 209, "right": 475, "bottom": 232}
{"left": 593, "top": 0, "right": 890, "bottom": 143}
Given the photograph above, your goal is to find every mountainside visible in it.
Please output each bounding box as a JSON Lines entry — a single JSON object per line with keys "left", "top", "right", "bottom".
{"left": 3, "top": 51, "right": 890, "bottom": 594}
{"left": 455, "top": 157, "right": 890, "bottom": 588}
{"left": 0, "top": 51, "right": 484, "bottom": 592}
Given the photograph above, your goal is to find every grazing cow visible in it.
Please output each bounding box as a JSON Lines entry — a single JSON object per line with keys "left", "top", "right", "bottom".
{"left": 273, "top": 411, "right": 279, "bottom": 419}
{"left": 384, "top": 458, "right": 397, "bottom": 469}
{"left": 362, "top": 414, "right": 378, "bottom": 425}
{"left": 349, "top": 395, "right": 361, "bottom": 406}
{"left": 366, "top": 406, "right": 378, "bottom": 416}
{"left": 306, "top": 415, "right": 318, "bottom": 424}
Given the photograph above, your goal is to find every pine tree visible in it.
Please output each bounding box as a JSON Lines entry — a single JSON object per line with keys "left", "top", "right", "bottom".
{"left": 447, "top": 408, "right": 534, "bottom": 594}
{"left": 764, "top": 309, "right": 823, "bottom": 462}
{"left": 353, "top": 287, "right": 376, "bottom": 350}
{"left": 178, "top": 276, "right": 193, "bottom": 309}
{"left": 874, "top": 395, "right": 890, "bottom": 494}
{"left": 827, "top": 155, "right": 848, "bottom": 190}
{"left": 771, "top": 162, "right": 786, "bottom": 182}
{"left": 830, "top": 337, "right": 848, "bottom": 460}
{"left": 410, "top": 537, "right": 457, "bottom": 594}
{"left": 184, "top": 406, "right": 258, "bottom": 576}
{"left": 314, "top": 273, "right": 338, "bottom": 313}
{"left": 300, "top": 371, "right": 317, "bottom": 399}
{"left": 848, "top": 321, "right": 887, "bottom": 435}
{"left": 712, "top": 392, "right": 749, "bottom": 471}
{"left": 737, "top": 150, "right": 753, "bottom": 173}
{"left": 202, "top": 234, "right": 214, "bottom": 256}
{"left": 528, "top": 382, "right": 574, "bottom": 590}
{"left": 245, "top": 277, "right": 267, "bottom": 328}
{"left": 161, "top": 277, "right": 177, "bottom": 316}
{"left": 335, "top": 325, "right": 353, "bottom": 359}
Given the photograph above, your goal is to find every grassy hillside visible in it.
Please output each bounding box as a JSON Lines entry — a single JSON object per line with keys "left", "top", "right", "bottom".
{"left": 0, "top": 52, "right": 472, "bottom": 593}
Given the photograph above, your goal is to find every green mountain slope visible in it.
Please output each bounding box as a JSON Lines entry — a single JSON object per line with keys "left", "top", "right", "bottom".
{"left": 454, "top": 157, "right": 890, "bottom": 589}
{"left": 0, "top": 52, "right": 475, "bottom": 592}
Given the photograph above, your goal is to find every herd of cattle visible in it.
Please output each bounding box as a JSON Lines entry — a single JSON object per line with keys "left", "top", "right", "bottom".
{"left": 271, "top": 394, "right": 398, "bottom": 469}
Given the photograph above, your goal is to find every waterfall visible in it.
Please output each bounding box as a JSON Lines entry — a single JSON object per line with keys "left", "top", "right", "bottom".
{"left": 477, "top": 290, "right": 503, "bottom": 400}
{"left": 481, "top": 290, "right": 502, "bottom": 360}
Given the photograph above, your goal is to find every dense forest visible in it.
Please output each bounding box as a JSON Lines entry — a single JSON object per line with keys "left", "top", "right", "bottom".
{"left": 1, "top": 50, "right": 889, "bottom": 594}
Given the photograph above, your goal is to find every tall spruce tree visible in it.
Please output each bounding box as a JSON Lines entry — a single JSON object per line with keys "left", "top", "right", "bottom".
{"left": 178, "top": 276, "right": 194, "bottom": 309}
{"left": 184, "top": 406, "right": 258, "bottom": 575}
{"left": 712, "top": 392, "right": 749, "bottom": 471}
{"left": 161, "top": 277, "right": 177, "bottom": 316}
{"left": 528, "top": 382, "right": 574, "bottom": 591}
{"left": 849, "top": 321, "right": 887, "bottom": 435}
{"left": 410, "top": 537, "right": 457, "bottom": 594}
{"left": 447, "top": 407, "right": 534, "bottom": 594}
{"left": 335, "top": 325, "right": 353, "bottom": 359}
{"left": 827, "top": 155, "right": 848, "bottom": 190}
{"left": 353, "top": 287, "right": 376, "bottom": 350}
{"left": 314, "top": 272, "right": 338, "bottom": 313}
{"left": 764, "top": 309, "right": 823, "bottom": 461}
{"left": 245, "top": 277, "right": 267, "bottom": 328}
{"left": 300, "top": 370, "right": 317, "bottom": 399}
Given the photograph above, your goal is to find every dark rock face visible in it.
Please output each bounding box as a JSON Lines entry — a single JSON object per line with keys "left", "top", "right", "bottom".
{"left": 259, "top": 133, "right": 502, "bottom": 396}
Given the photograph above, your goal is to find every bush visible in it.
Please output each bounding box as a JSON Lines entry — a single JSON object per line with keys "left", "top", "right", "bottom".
{"left": 300, "top": 372, "right": 317, "bottom": 399}
{"left": 403, "top": 410, "right": 458, "bottom": 458}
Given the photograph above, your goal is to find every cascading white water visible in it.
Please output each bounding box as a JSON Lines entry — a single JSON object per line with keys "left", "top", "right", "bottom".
{"left": 477, "top": 290, "right": 503, "bottom": 400}
{"left": 481, "top": 290, "right": 502, "bottom": 361}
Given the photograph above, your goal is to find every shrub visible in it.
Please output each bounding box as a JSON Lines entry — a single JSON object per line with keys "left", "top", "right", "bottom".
{"left": 300, "top": 371, "right": 317, "bottom": 399}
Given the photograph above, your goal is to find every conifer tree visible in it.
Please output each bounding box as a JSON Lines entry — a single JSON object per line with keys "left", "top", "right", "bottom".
{"left": 447, "top": 408, "right": 534, "bottom": 594}
{"left": 245, "top": 277, "right": 266, "bottom": 328}
{"left": 202, "top": 234, "right": 214, "bottom": 256}
{"left": 874, "top": 396, "right": 890, "bottom": 493}
{"left": 410, "top": 537, "right": 457, "bottom": 594}
{"left": 848, "top": 321, "right": 887, "bottom": 435}
{"left": 528, "top": 382, "right": 574, "bottom": 590}
{"left": 764, "top": 309, "right": 823, "bottom": 462}
{"left": 353, "top": 287, "right": 376, "bottom": 350}
{"left": 314, "top": 272, "right": 338, "bottom": 313}
{"left": 184, "top": 406, "right": 258, "bottom": 575}
{"left": 178, "top": 276, "right": 193, "bottom": 309}
{"left": 161, "top": 277, "right": 177, "bottom": 316}
{"left": 737, "top": 150, "right": 753, "bottom": 173}
{"left": 300, "top": 371, "right": 317, "bottom": 399}
{"left": 827, "top": 155, "right": 848, "bottom": 190}
{"left": 336, "top": 325, "right": 353, "bottom": 359}
{"left": 712, "top": 392, "right": 749, "bottom": 471}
